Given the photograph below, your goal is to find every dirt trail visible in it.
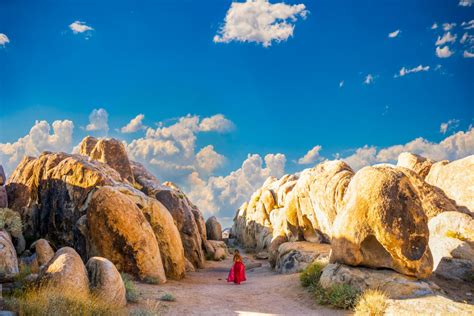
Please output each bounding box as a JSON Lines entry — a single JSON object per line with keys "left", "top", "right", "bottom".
{"left": 133, "top": 251, "right": 346, "bottom": 316}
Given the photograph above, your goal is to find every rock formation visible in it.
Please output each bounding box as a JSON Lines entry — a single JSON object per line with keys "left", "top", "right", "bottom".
{"left": 206, "top": 216, "right": 223, "bottom": 241}
{"left": 397, "top": 152, "right": 434, "bottom": 179}
{"left": 0, "top": 230, "right": 19, "bottom": 276}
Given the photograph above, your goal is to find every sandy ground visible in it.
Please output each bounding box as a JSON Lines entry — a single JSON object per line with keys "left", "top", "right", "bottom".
{"left": 132, "top": 251, "right": 346, "bottom": 316}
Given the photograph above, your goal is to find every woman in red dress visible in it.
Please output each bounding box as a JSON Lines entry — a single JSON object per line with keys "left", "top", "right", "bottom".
{"left": 227, "top": 249, "right": 246, "bottom": 285}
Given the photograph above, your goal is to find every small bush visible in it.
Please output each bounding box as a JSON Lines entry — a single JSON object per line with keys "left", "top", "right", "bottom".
{"left": 130, "top": 299, "right": 162, "bottom": 316}
{"left": 316, "top": 284, "right": 360, "bottom": 309}
{"left": 300, "top": 261, "right": 325, "bottom": 288}
{"left": 205, "top": 252, "right": 213, "bottom": 261}
{"left": 0, "top": 208, "right": 22, "bottom": 238}
{"left": 160, "top": 293, "right": 176, "bottom": 302}
{"left": 354, "top": 289, "right": 388, "bottom": 316}
{"left": 143, "top": 276, "right": 160, "bottom": 285}
{"left": 445, "top": 230, "right": 468, "bottom": 241}
{"left": 121, "top": 272, "right": 140, "bottom": 303}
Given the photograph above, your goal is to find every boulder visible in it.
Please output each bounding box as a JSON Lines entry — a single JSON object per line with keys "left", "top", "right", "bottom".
{"left": 184, "top": 258, "right": 195, "bottom": 272}
{"left": 320, "top": 263, "right": 437, "bottom": 299}
{"left": 432, "top": 257, "right": 473, "bottom": 282}
{"left": 0, "top": 230, "right": 19, "bottom": 276}
{"left": 268, "top": 235, "right": 288, "bottom": 268}
{"left": 205, "top": 240, "right": 228, "bottom": 261}
{"left": 0, "top": 187, "right": 7, "bottom": 208}
{"left": 397, "top": 152, "right": 434, "bottom": 179}
{"left": 38, "top": 247, "right": 89, "bottom": 295}
{"left": 206, "top": 216, "right": 222, "bottom": 241}
{"left": 80, "top": 136, "right": 135, "bottom": 184}
{"left": 385, "top": 295, "right": 474, "bottom": 315}
{"left": 32, "top": 239, "right": 55, "bottom": 267}
{"left": 330, "top": 166, "right": 433, "bottom": 278}
{"left": 275, "top": 241, "right": 330, "bottom": 274}
{"left": 87, "top": 186, "right": 166, "bottom": 283}
{"left": 428, "top": 211, "right": 474, "bottom": 242}
{"left": 86, "top": 257, "right": 127, "bottom": 307}
{"left": 0, "top": 165, "right": 5, "bottom": 186}
{"left": 426, "top": 155, "right": 474, "bottom": 213}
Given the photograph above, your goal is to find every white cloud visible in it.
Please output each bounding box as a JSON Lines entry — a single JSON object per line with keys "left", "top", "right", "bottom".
{"left": 442, "top": 23, "right": 456, "bottom": 31}
{"left": 460, "top": 32, "right": 469, "bottom": 44}
{"left": 431, "top": 23, "right": 438, "bottom": 30}
{"left": 213, "top": 0, "right": 308, "bottom": 47}
{"left": 297, "top": 145, "right": 322, "bottom": 165}
{"left": 340, "top": 127, "right": 474, "bottom": 171}
{"left": 86, "top": 108, "right": 109, "bottom": 133}
{"left": 195, "top": 145, "right": 226, "bottom": 175}
{"left": 436, "top": 46, "right": 454, "bottom": 58}
{"left": 435, "top": 32, "right": 457, "bottom": 46}
{"left": 69, "top": 21, "right": 94, "bottom": 34}
{"left": 388, "top": 29, "right": 400, "bottom": 38}
{"left": 0, "top": 33, "right": 10, "bottom": 46}
{"left": 0, "top": 120, "right": 74, "bottom": 174}
{"left": 121, "top": 114, "right": 146, "bottom": 133}
{"left": 339, "top": 80, "right": 344, "bottom": 88}
{"left": 199, "top": 114, "right": 234, "bottom": 132}
{"left": 364, "top": 74, "right": 374, "bottom": 85}
{"left": 459, "top": 0, "right": 473, "bottom": 7}
{"left": 464, "top": 50, "right": 474, "bottom": 58}
{"left": 462, "top": 20, "right": 474, "bottom": 30}
{"left": 440, "top": 119, "right": 460, "bottom": 134}
{"left": 395, "top": 65, "right": 430, "bottom": 78}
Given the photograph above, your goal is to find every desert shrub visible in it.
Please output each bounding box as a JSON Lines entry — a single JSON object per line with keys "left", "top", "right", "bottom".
{"left": 144, "top": 276, "right": 160, "bottom": 285}
{"left": 445, "top": 230, "right": 468, "bottom": 241}
{"left": 5, "top": 284, "right": 125, "bottom": 315}
{"left": 205, "top": 252, "right": 214, "bottom": 261}
{"left": 354, "top": 289, "right": 388, "bottom": 316}
{"left": 121, "top": 272, "right": 140, "bottom": 303}
{"left": 300, "top": 261, "right": 325, "bottom": 288}
{"left": 315, "top": 284, "right": 360, "bottom": 309}
{"left": 130, "top": 299, "right": 162, "bottom": 316}
{"left": 0, "top": 208, "right": 22, "bottom": 238}
{"left": 160, "top": 293, "right": 176, "bottom": 302}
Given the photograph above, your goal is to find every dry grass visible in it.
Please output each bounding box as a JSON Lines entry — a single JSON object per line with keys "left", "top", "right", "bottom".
{"left": 354, "top": 289, "right": 388, "bottom": 316}
{"left": 5, "top": 284, "right": 126, "bottom": 316}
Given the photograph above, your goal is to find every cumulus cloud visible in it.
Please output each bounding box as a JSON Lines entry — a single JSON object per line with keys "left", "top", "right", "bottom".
{"left": 297, "top": 145, "right": 322, "bottom": 165}
{"left": 0, "top": 120, "right": 74, "bottom": 174}
{"left": 0, "top": 33, "right": 10, "bottom": 46}
{"left": 462, "top": 20, "right": 474, "bottom": 30}
{"left": 199, "top": 114, "right": 234, "bottom": 132}
{"left": 440, "top": 119, "right": 460, "bottom": 134}
{"left": 364, "top": 74, "right": 374, "bottom": 85}
{"left": 435, "top": 32, "right": 457, "bottom": 46}
{"left": 436, "top": 46, "right": 454, "bottom": 58}
{"left": 340, "top": 127, "right": 473, "bottom": 171}
{"left": 213, "top": 0, "right": 308, "bottom": 47}
{"left": 195, "top": 145, "right": 226, "bottom": 175}
{"left": 431, "top": 23, "right": 438, "bottom": 30}
{"left": 395, "top": 65, "right": 430, "bottom": 78}
{"left": 464, "top": 50, "right": 474, "bottom": 58}
{"left": 121, "top": 114, "right": 146, "bottom": 133}
{"left": 86, "top": 108, "right": 109, "bottom": 133}
{"left": 459, "top": 0, "right": 473, "bottom": 7}
{"left": 442, "top": 23, "right": 456, "bottom": 31}
{"left": 69, "top": 21, "right": 94, "bottom": 34}
{"left": 388, "top": 29, "right": 400, "bottom": 38}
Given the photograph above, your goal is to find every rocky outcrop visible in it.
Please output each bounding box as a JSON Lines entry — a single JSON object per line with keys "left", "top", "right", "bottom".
{"left": 397, "top": 152, "right": 434, "bottom": 179}
{"left": 38, "top": 247, "right": 89, "bottom": 295}
{"left": 331, "top": 166, "right": 433, "bottom": 278}
{"left": 0, "top": 165, "right": 6, "bottom": 186}
{"left": 206, "top": 216, "right": 222, "bottom": 241}
{"left": 320, "top": 263, "right": 437, "bottom": 299}
{"left": 425, "top": 155, "right": 474, "bottom": 213}
{"left": 275, "top": 242, "right": 330, "bottom": 274}
{"left": 0, "top": 230, "right": 19, "bottom": 276}
{"left": 0, "top": 187, "right": 7, "bottom": 208}
{"left": 204, "top": 240, "right": 228, "bottom": 261}
{"left": 86, "top": 257, "right": 127, "bottom": 307}
{"left": 32, "top": 238, "right": 55, "bottom": 267}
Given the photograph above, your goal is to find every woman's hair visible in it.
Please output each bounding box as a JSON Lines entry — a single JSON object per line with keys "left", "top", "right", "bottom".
{"left": 233, "top": 249, "right": 242, "bottom": 262}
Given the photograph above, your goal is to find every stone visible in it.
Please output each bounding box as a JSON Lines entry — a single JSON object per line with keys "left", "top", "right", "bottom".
{"left": 87, "top": 186, "right": 166, "bottom": 283}
{"left": 0, "top": 165, "right": 6, "bottom": 186}
{"left": 0, "top": 187, "right": 7, "bottom": 208}
{"left": 330, "top": 166, "right": 433, "bottom": 278}
{"left": 255, "top": 251, "right": 269, "bottom": 260}
{"left": 268, "top": 235, "right": 288, "bottom": 268}
{"left": 433, "top": 257, "right": 474, "bottom": 282}
{"left": 426, "top": 155, "right": 474, "bottom": 213}
{"left": 32, "top": 239, "right": 55, "bottom": 267}
{"left": 397, "top": 152, "right": 434, "bottom": 179}
{"left": 184, "top": 258, "right": 195, "bottom": 272}
{"left": 206, "top": 216, "right": 222, "bottom": 241}
{"left": 130, "top": 160, "right": 161, "bottom": 194}
{"left": 86, "top": 257, "right": 127, "bottom": 307}
{"left": 385, "top": 295, "right": 474, "bottom": 315}
{"left": 0, "top": 231, "right": 19, "bottom": 276}
{"left": 205, "top": 240, "right": 228, "bottom": 261}
{"left": 38, "top": 247, "right": 89, "bottom": 295}
{"left": 275, "top": 242, "right": 330, "bottom": 274}
{"left": 428, "top": 211, "right": 474, "bottom": 242}
{"left": 320, "top": 263, "right": 437, "bottom": 299}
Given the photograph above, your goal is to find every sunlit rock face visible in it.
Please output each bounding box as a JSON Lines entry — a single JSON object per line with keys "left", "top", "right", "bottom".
{"left": 397, "top": 152, "right": 434, "bottom": 179}
{"left": 5, "top": 136, "right": 207, "bottom": 280}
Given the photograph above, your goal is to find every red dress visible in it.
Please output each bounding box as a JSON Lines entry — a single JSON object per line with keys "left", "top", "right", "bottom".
{"left": 227, "top": 260, "right": 246, "bottom": 284}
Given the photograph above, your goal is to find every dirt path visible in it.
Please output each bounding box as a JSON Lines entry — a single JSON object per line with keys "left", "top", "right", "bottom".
{"left": 133, "top": 251, "right": 346, "bottom": 316}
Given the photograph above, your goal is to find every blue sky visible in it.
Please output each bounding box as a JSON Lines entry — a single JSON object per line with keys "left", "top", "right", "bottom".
{"left": 1, "top": 0, "right": 473, "bottom": 225}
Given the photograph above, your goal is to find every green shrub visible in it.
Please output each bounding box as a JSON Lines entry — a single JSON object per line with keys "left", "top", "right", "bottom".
{"left": 300, "top": 261, "right": 325, "bottom": 288}
{"left": 143, "top": 276, "right": 160, "bottom": 285}
{"left": 160, "top": 293, "right": 176, "bottom": 302}
{"left": 0, "top": 208, "right": 22, "bottom": 238}
{"left": 315, "top": 284, "right": 360, "bottom": 309}
{"left": 121, "top": 272, "right": 140, "bottom": 303}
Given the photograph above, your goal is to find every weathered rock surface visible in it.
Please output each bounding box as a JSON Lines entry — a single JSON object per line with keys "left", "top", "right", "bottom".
{"left": 0, "top": 230, "right": 19, "bottom": 276}
{"left": 426, "top": 155, "right": 474, "bottom": 213}
{"left": 205, "top": 240, "right": 228, "bottom": 261}
{"left": 385, "top": 295, "right": 474, "bottom": 315}
{"left": 206, "top": 216, "right": 222, "bottom": 241}
{"left": 330, "top": 166, "right": 433, "bottom": 278}
{"left": 275, "top": 242, "right": 330, "bottom": 274}
{"left": 0, "top": 187, "right": 7, "bottom": 208}
{"left": 38, "top": 247, "right": 89, "bottom": 295}
{"left": 87, "top": 186, "right": 166, "bottom": 283}
{"left": 320, "top": 263, "right": 437, "bottom": 299}
{"left": 0, "top": 165, "right": 5, "bottom": 186}
{"left": 397, "top": 152, "right": 434, "bottom": 179}
{"left": 32, "top": 238, "right": 55, "bottom": 267}
{"left": 429, "top": 211, "right": 474, "bottom": 242}
{"left": 86, "top": 257, "right": 127, "bottom": 307}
